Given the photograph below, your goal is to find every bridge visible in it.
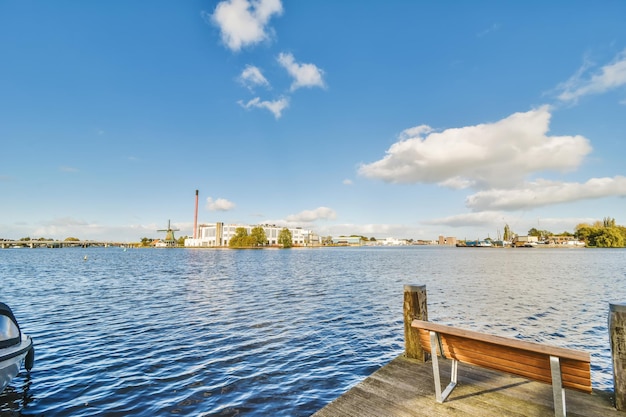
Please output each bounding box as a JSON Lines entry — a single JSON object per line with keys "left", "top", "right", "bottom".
{"left": 0, "top": 240, "right": 136, "bottom": 249}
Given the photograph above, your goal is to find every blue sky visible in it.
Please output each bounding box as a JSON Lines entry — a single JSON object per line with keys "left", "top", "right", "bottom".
{"left": 2, "top": 1, "right": 626, "bottom": 242}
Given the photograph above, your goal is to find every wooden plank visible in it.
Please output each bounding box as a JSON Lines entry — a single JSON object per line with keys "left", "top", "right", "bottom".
{"left": 412, "top": 320, "right": 590, "bottom": 362}
{"left": 412, "top": 320, "right": 592, "bottom": 392}
{"left": 312, "top": 355, "right": 626, "bottom": 417}
{"left": 438, "top": 334, "right": 592, "bottom": 392}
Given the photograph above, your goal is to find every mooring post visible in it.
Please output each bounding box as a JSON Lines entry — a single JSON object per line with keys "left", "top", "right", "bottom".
{"left": 403, "top": 284, "right": 428, "bottom": 361}
{"left": 610, "top": 303, "right": 626, "bottom": 410}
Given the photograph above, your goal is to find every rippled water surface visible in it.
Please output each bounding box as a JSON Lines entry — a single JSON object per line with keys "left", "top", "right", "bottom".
{"left": 1, "top": 246, "right": 625, "bottom": 416}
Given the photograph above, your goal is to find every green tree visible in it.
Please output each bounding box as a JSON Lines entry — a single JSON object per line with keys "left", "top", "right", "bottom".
{"left": 576, "top": 220, "right": 626, "bottom": 248}
{"left": 603, "top": 217, "right": 616, "bottom": 228}
{"left": 278, "top": 228, "right": 293, "bottom": 248}
{"left": 595, "top": 227, "right": 624, "bottom": 248}
{"left": 528, "top": 228, "right": 552, "bottom": 240}
{"left": 323, "top": 236, "right": 333, "bottom": 245}
{"left": 250, "top": 226, "right": 267, "bottom": 246}
{"left": 229, "top": 227, "right": 249, "bottom": 247}
{"left": 503, "top": 224, "right": 512, "bottom": 241}
{"left": 177, "top": 236, "right": 187, "bottom": 246}
{"left": 65, "top": 237, "right": 80, "bottom": 242}
{"left": 140, "top": 237, "right": 153, "bottom": 246}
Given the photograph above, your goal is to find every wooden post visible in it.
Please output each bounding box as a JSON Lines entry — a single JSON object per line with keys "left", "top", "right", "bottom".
{"left": 404, "top": 284, "right": 428, "bottom": 361}
{"left": 610, "top": 303, "right": 626, "bottom": 410}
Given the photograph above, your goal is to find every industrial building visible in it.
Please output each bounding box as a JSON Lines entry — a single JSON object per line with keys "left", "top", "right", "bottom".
{"left": 184, "top": 223, "right": 319, "bottom": 247}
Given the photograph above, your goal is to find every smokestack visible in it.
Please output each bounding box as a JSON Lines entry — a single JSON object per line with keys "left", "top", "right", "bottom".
{"left": 193, "top": 190, "right": 199, "bottom": 239}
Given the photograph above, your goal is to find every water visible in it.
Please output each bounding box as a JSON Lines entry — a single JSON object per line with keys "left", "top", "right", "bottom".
{"left": 1, "top": 246, "right": 625, "bottom": 416}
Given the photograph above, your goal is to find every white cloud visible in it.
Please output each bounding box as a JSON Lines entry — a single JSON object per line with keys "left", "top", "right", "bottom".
{"left": 425, "top": 211, "right": 509, "bottom": 228}
{"left": 206, "top": 197, "right": 236, "bottom": 211}
{"left": 556, "top": 49, "right": 626, "bottom": 103}
{"left": 239, "top": 65, "right": 270, "bottom": 89}
{"left": 238, "top": 96, "right": 289, "bottom": 118}
{"left": 277, "top": 52, "right": 326, "bottom": 91}
{"left": 342, "top": 179, "right": 353, "bottom": 185}
{"left": 208, "top": 0, "right": 283, "bottom": 52}
{"left": 358, "top": 106, "right": 591, "bottom": 189}
{"left": 426, "top": 212, "right": 597, "bottom": 236}
{"left": 318, "top": 223, "right": 419, "bottom": 239}
{"left": 466, "top": 176, "right": 626, "bottom": 211}
{"left": 285, "top": 207, "right": 337, "bottom": 223}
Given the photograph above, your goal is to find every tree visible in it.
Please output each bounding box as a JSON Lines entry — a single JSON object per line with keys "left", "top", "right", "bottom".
{"left": 503, "top": 224, "right": 512, "bottom": 242}
{"left": 229, "top": 227, "right": 250, "bottom": 247}
{"left": 278, "top": 228, "right": 293, "bottom": 248}
{"left": 528, "top": 228, "right": 552, "bottom": 240}
{"left": 177, "top": 236, "right": 187, "bottom": 246}
{"left": 140, "top": 237, "right": 153, "bottom": 247}
{"left": 323, "top": 236, "right": 333, "bottom": 245}
{"left": 575, "top": 219, "right": 626, "bottom": 248}
{"left": 250, "top": 226, "right": 267, "bottom": 246}
{"left": 595, "top": 227, "right": 624, "bottom": 248}
{"left": 65, "top": 237, "right": 80, "bottom": 242}
{"left": 604, "top": 217, "right": 616, "bottom": 228}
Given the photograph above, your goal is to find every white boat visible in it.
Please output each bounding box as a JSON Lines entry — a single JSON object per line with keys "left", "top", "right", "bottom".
{"left": 0, "top": 302, "right": 34, "bottom": 393}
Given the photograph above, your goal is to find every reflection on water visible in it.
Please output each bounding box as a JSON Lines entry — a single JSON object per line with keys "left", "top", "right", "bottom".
{"left": 1, "top": 246, "right": 625, "bottom": 416}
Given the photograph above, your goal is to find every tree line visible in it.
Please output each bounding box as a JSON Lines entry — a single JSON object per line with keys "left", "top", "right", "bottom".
{"left": 502, "top": 217, "right": 626, "bottom": 248}
{"left": 229, "top": 227, "right": 293, "bottom": 248}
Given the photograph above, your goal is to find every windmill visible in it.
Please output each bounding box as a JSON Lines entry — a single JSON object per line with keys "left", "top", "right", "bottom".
{"left": 157, "top": 220, "right": 180, "bottom": 247}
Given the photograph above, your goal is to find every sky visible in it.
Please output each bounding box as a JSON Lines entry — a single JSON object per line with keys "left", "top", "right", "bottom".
{"left": 1, "top": 1, "right": 626, "bottom": 242}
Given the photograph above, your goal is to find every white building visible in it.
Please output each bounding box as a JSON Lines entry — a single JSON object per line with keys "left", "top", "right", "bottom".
{"left": 184, "top": 223, "right": 319, "bottom": 247}
{"left": 379, "top": 237, "right": 409, "bottom": 246}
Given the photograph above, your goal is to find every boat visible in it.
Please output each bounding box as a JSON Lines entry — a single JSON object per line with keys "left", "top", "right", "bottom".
{"left": 0, "top": 302, "right": 34, "bottom": 393}
{"left": 456, "top": 240, "right": 493, "bottom": 247}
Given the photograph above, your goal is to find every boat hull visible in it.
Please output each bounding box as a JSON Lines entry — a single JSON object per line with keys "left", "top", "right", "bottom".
{"left": 0, "top": 335, "right": 33, "bottom": 392}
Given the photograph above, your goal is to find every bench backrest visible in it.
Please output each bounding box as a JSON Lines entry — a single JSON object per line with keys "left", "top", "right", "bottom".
{"left": 412, "top": 320, "right": 591, "bottom": 393}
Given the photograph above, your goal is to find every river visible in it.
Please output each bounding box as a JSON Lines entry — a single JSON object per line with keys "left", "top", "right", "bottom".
{"left": 1, "top": 246, "right": 624, "bottom": 416}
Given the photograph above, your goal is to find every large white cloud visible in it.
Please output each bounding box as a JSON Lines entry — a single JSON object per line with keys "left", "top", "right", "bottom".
{"left": 208, "top": 0, "right": 283, "bottom": 51}
{"left": 466, "top": 176, "right": 626, "bottom": 211}
{"left": 358, "top": 106, "right": 591, "bottom": 189}
{"left": 277, "top": 52, "right": 326, "bottom": 91}
{"left": 206, "top": 197, "right": 236, "bottom": 211}
{"left": 556, "top": 49, "right": 626, "bottom": 103}
{"left": 285, "top": 207, "right": 337, "bottom": 223}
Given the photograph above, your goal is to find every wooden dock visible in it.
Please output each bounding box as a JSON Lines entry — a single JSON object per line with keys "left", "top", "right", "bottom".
{"left": 312, "top": 355, "right": 625, "bottom": 417}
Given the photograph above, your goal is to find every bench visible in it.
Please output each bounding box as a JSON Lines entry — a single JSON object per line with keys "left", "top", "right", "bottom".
{"left": 411, "top": 319, "right": 591, "bottom": 417}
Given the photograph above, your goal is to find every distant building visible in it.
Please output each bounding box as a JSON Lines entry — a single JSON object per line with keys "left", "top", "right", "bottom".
{"left": 185, "top": 223, "right": 319, "bottom": 247}
{"left": 331, "top": 236, "right": 363, "bottom": 246}
{"left": 547, "top": 235, "right": 585, "bottom": 246}
{"left": 512, "top": 235, "right": 539, "bottom": 247}
{"left": 438, "top": 236, "right": 457, "bottom": 246}
{"left": 379, "top": 237, "right": 408, "bottom": 246}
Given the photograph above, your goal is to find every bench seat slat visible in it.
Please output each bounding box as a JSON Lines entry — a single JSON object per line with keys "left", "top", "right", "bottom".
{"left": 412, "top": 319, "right": 590, "bottom": 362}
{"left": 440, "top": 334, "right": 591, "bottom": 385}
{"left": 412, "top": 320, "right": 592, "bottom": 394}
{"left": 436, "top": 334, "right": 591, "bottom": 374}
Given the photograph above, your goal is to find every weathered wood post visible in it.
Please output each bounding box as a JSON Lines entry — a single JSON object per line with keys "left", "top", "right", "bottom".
{"left": 403, "top": 284, "right": 428, "bottom": 361}
{"left": 610, "top": 303, "right": 626, "bottom": 410}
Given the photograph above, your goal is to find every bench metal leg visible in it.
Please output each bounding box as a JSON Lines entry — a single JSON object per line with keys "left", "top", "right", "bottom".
{"left": 429, "top": 331, "right": 457, "bottom": 403}
{"left": 550, "top": 355, "right": 566, "bottom": 417}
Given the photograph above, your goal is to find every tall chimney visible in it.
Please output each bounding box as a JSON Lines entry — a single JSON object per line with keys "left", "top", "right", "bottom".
{"left": 193, "top": 189, "right": 199, "bottom": 239}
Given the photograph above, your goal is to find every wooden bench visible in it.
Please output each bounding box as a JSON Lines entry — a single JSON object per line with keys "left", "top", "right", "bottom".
{"left": 411, "top": 319, "right": 592, "bottom": 417}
